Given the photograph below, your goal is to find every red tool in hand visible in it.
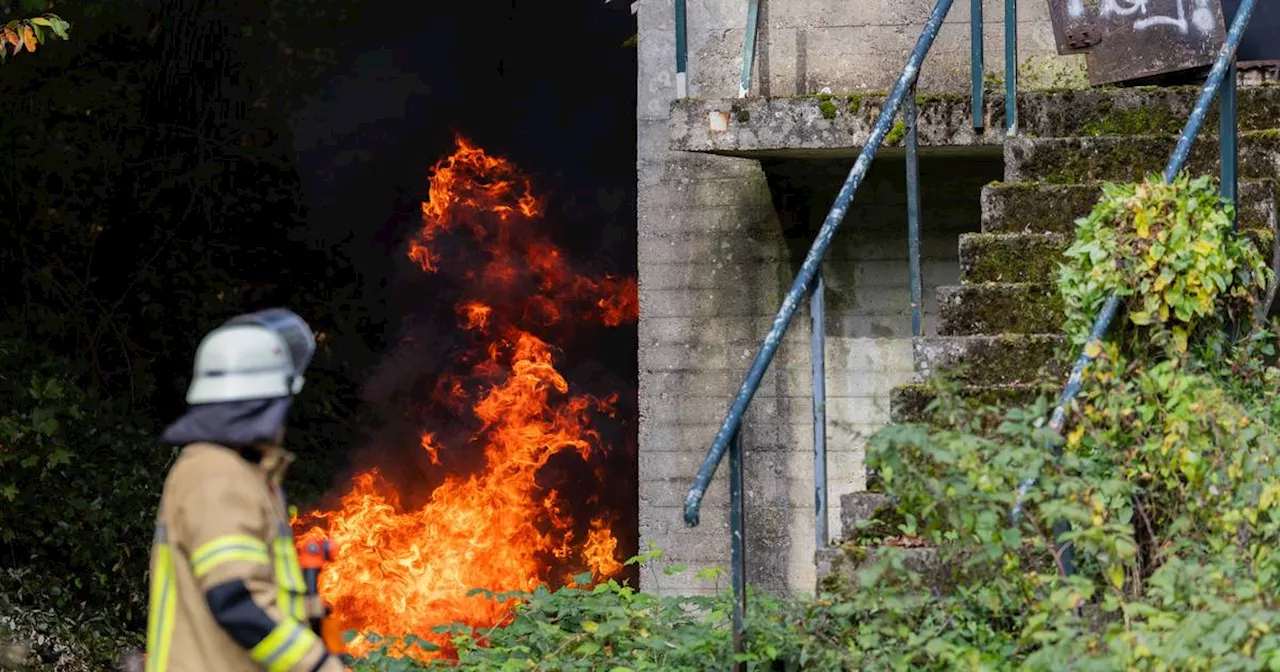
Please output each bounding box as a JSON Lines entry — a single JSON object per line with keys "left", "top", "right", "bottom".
{"left": 298, "top": 538, "right": 348, "bottom": 659}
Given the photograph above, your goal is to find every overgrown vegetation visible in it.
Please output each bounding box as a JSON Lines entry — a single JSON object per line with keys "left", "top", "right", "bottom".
{"left": 341, "top": 173, "right": 1280, "bottom": 670}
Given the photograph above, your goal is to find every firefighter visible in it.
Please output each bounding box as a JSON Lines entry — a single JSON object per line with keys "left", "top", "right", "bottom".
{"left": 145, "top": 308, "right": 344, "bottom": 672}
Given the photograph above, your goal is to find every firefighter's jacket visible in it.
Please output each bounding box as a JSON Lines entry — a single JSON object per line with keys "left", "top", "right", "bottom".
{"left": 144, "top": 442, "right": 342, "bottom": 672}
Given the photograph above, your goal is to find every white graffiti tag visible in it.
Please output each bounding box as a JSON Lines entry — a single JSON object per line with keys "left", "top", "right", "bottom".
{"left": 1099, "top": 0, "right": 1216, "bottom": 35}
{"left": 1067, "top": 0, "right": 1086, "bottom": 19}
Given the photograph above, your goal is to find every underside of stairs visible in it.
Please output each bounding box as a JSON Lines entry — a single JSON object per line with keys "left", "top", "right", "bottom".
{"left": 817, "top": 86, "right": 1280, "bottom": 591}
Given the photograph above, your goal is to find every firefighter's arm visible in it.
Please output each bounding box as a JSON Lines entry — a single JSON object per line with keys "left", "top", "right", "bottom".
{"left": 176, "top": 474, "right": 343, "bottom": 672}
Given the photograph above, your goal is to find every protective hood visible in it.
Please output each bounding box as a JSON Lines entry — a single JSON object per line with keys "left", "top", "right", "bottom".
{"left": 160, "top": 397, "right": 293, "bottom": 448}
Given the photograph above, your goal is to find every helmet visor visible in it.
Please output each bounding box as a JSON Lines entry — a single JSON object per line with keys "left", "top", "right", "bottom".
{"left": 226, "top": 308, "right": 316, "bottom": 376}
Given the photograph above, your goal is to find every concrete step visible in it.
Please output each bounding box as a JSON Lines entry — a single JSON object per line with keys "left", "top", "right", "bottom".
{"left": 816, "top": 544, "right": 945, "bottom": 596}
{"left": 937, "top": 283, "right": 1062, "bottom": 336}
{"left": 1004, "top": 132, "right": 1280, "bottom": 184}
{"left": 981, "top": 180, "right": 1279, "bottom": 236}
{"left": 838, "top": 491, "right": 892, "bottom": 542}
{"left": 1018, "top": 85, "right": 1280, "bottom": 137}
{"left": 959, "top": 232, "right": 1069, "bottom": 284}
{"left": 889, "top": 381, "right": 1054, "bottom": 424}
{"left": 914, "top": 334, "right": 1067, "bottom": 387}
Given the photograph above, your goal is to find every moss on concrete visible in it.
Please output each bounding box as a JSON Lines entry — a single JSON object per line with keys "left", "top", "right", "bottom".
{"left": 920, "top": 335, "right": 1068, "bottom": 387}
{"left": 982, "top": 182, "right": 1104, "bottom": 235}
{"left": 960, "top": 233, "right": 1069, "bottom": 283}
{"left": 889, "top": 382, "right": 1053, "bottom": 425}
{"left": 817, "top": 94, "right": 838, "bottom": 120}
{"left": 1011, "top": 132, "right": 1280, "bottom": 184}
{"left": 984, "top": 180, "right": 1278, "bottom": 235}
{"left": 1078, "top": 101, "right": 1184, "bottom": 137}
{"left": 938, "top": 283, "right": 1065, "bottom": 336}
{"left": 884, "top": 120, "right": 907, "bottom": 145}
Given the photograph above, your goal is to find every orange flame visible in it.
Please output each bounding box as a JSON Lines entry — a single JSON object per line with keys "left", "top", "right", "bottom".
{"left": 294, "top": 136, "right": 636, "bottom": 660}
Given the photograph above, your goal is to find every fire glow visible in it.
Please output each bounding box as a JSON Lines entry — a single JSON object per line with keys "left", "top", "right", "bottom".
{"left": 293, "top": 137, "right": 638, "bottom": 660}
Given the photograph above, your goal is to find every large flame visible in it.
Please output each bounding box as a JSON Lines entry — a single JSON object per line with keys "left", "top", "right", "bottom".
{"left": 294, "top": 137, "right": 637, "bottom": 660}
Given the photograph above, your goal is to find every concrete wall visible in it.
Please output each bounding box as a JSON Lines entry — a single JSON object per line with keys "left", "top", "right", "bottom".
{"left": 676, "top": 0, "right": 1065, "bottom": 99}
{"left": 636, "top": 0, "right": 1056, "bottom": 596}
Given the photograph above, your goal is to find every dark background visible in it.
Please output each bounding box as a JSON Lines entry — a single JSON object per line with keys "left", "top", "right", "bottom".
{"left": 1221, "top": 0, "right": 1280, "bottom": 64}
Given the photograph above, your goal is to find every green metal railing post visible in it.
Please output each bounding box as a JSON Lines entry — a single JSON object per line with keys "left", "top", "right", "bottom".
{"left": 675, "top": 0, "right": 688, "bottom": 98}
{"left": 1221, "top": 59, "right": 1239, "bottom": 228}
{"left": 740, "top": 0, "right": 761, "bottom": 97}
{"left": 971, "top": 0, "right": 984, "bottom": 130}
{"left": 906, "top": 82, "right": 923, "bottom": 337}
{"left": 811, "top": 272, "right": 829, "bottom": 549}
{"left": 729, "top": 429, "right": 747, "bottom": 669}
{"left": 1004, "top": 0, "right": 1018, "bottom": 132}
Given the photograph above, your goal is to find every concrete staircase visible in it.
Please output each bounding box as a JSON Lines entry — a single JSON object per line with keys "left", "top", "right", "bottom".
{"left": 892, "top": 114, "right": 1280, "bottom": 427}
{"left": 817, "top": 87, "right": 1280, "bottom": 590}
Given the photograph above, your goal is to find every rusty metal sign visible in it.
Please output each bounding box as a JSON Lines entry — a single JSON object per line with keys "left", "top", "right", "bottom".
{"left": 1046, "top": 0, "right": 1228, "bottom": 86}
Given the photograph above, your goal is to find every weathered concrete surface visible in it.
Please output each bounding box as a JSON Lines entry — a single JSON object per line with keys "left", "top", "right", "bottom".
{"left": 937, "top": 283, "right": 1064, "bottom": 336}
{"left": 1005, "top": 132, "right": 1280, "bottom": 184}
{"left": 671, "top": 87, "right": 1280, "bottom": 158}
{"left": 672, "top": 0, "right": 1063, "bottom": 102}
{"left": 915, "top": 334, "right": 1067, "bottom": 386}
{"left": 637, "top": 0, "right": 1280, "bottom": 601}
{"left": 838, "top": 491, "right": 891, "bottom": 542}
{"left": 959, "top": 232, "right": 1068, "bottom": 284}
{"left": 890, "top": 381, "right": 1050, "bottom": 424}
{"left": 981, "top": 179, "right": 1279, "bottom": 235}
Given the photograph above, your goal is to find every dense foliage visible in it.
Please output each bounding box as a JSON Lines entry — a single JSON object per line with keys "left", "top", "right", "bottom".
{"left": 1058, "top": 174, "right": 1270, "bottom": 354}
{"left": 340, "top": 173, "right": 1280, "bottom": 670}
{"left": 0, "top": 0, "right": 368, "bottom": 666}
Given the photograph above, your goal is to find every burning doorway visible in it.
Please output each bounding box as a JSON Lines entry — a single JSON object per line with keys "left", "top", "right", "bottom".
{"left": 294, "top": 137, "right": 639, "bottom": 660}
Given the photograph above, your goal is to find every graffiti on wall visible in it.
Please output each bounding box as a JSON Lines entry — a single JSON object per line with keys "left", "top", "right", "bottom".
{"left": 1048, "top": 0, "right": 1228, "bottom": 85}
{"left": 1099, "top": 0, "right": 1218, "bottom": 34}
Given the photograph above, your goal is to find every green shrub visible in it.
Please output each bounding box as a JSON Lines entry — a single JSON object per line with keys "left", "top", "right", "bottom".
{"left": 1057, "top": 173, "right": 1270, "bottom": 355}
{"left": 0, "top": 339, "right": 163, "bottom": 666}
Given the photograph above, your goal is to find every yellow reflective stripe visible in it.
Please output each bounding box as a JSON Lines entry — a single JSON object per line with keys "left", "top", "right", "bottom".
{"left": 273, "top": 537, "right": 306, "bottom": 622}
{"left": 250, "top": 620, "right": 319, "bottom": 672}
{"left": 145, "top": 526, "right": 177, "bottom": 672}
{"left": 191, "top": 534, "right": 270, "bottom": 577}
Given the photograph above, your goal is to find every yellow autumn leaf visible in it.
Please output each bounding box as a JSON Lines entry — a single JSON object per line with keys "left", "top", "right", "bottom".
{"left": 1107, "top": 564, "right": 1125, "bottom": 590}
{"left": 1084, "top": 341, "right": 1103, "bottom": 359}
{"left": 1067, "top": 424, "right": 1085, "bottom": 447}
{"left": 20, "top": 25, "right": 35, "bottom": 52}
{"left": 1134, "top": 209, "right": 1150, "bottom": 239}
{"left": 1191, "top": 239, "right": 1215, "bottom": 255}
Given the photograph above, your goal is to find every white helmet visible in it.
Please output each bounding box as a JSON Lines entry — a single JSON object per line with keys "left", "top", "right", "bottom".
{"left": 185, "top": 308, "right": 317, "bottom": 404}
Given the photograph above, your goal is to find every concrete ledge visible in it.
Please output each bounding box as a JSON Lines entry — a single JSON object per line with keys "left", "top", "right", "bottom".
{"left": 669, "top": 86, "right": 1280, "bottom": 158}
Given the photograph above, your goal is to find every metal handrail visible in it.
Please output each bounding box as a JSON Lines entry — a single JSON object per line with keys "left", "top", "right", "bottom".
{"left": 683, "top": 0, "right": 958, "bottom": 527}
{"left": 675, "top": 0, "right": 1016, "bottom": 664}
{"left": 1009, "top": 0, "right": 1257, "bottom": 574}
